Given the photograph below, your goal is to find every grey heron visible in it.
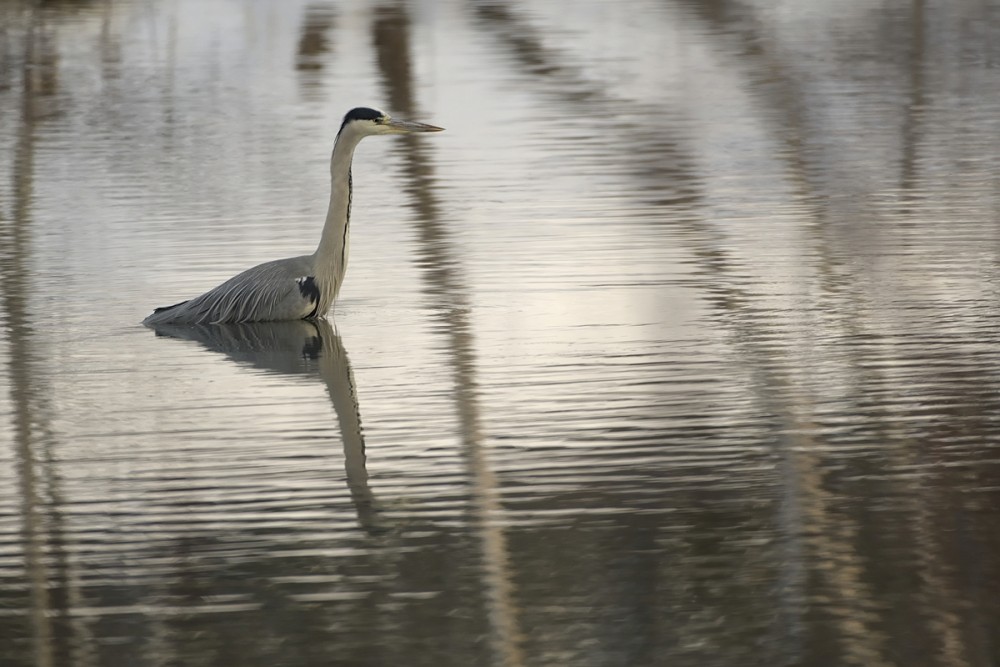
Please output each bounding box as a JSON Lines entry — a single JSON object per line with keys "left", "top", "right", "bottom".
{"left": 143, "top": 107, "right": 443, "bottom": 325}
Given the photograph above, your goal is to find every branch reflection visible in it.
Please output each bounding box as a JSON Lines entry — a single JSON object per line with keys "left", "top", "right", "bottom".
{"left": 373, "top": 5, "right": 525, "bottom": 666}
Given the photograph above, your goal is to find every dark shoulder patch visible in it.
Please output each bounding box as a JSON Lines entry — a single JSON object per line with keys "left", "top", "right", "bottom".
{"left": 297, "top": 276, "right": 320, "bottom": 303}
{"left": 297, "top": 276, "right": 321, "bottom": 319}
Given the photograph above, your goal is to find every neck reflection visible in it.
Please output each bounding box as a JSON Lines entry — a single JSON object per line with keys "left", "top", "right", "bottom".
{"left": 148, "top": 319, "right": 380, "bottom": 533}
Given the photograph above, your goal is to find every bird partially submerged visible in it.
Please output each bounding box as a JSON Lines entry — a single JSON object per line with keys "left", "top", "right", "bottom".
{"left": 143, "top": 107, "right": 443, "bottom": 325}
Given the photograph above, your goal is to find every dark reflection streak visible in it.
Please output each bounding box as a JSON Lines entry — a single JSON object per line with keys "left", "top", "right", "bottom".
{"left": 899, "top": 0, "right": 925, "bottom": 210}
{"left": 662, "top": 3, "right": 900, "bottom": 664}
{"left": 295, "top": 4, "right": 337, "bottom": 101}
{"left": 669, "top": 2, "right": 967, "bottom": 665}
{"left": 678, "top": 245, "right": 817, "bottom": 666}
{"left": 473, "top": 1, "right": 920, "bottom": 663}
{"left": 372, "top": 6, "right": 524, "bottom": 667}
{"left": 679, "top": 234, "right": 895, "bottom": 665}
{"left": 2, "top": 12, "right": 52, "bottom": 667}
{"left": 470, "top": 3, "right": 842, "bottom": 662}
{"left": 463, "top": 5, "right": 709, "bottom": 664}
{"left": 149, "top": 320, "right": 380, "bottom": 534}
{"left": 894, "top": 5, "right": 968, "bottom": 664}
{"left": 98, "top": 0, "right": 121, "bottom": 71}
{"left": 161, "top": 8, "right": 177, "bottom": 139}
{"left": 470, "top": 2, "right": 702, "bottom": 208}
{"left": 472, "top": 4, "right": 598, "bottom": 103}
{"left": 464, "top": 4, "right": 704, "bottom": 664}
{"left": 9, "top": 13, "right": 100, "bottom": 667}
{"left": 0, "top": 22, "right": 11, "bottom": 94}
{"left": 730, "top": 2, "right": 975, "bottom": 663}
{"left": 667, "top": 9, "right": 867, "bottom": 660}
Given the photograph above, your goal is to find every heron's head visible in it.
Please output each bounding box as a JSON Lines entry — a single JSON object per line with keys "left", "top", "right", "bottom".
{"left": 338, "top": 106, "right": 444, "bottom": 137}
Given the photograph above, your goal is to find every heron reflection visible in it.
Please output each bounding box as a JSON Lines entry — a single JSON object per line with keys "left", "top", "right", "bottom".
{"left": 148, "top": 319, "right": 380, "bottom": 533}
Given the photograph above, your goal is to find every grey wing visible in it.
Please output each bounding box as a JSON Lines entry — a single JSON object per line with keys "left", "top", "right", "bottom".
{"left": 144, "top": 257, "right": 320, "bottom": 325}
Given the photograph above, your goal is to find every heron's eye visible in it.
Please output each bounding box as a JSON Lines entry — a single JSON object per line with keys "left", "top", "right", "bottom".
{"left": 375, "top": 116, "right": 386, "bottom": 124}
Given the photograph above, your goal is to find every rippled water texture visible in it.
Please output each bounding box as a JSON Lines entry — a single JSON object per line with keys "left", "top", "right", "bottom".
{"left": 2, "top": 1, "right": 1000, "bottom": 665}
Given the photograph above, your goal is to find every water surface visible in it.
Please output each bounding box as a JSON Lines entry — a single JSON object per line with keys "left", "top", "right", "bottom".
{"left": 2, "top": 1, "right": 1000, "bottom": 666}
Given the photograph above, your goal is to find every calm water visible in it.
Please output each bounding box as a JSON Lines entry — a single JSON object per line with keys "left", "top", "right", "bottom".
{"left": 2, "top": 1, "right": 1000, "bottom": 665}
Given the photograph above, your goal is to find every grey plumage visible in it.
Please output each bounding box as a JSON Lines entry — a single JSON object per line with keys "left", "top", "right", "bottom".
{"left": 146, "top": 255, "right": 318, "bottom": 324}
{"left": 143, "top": 107, "right": 443, "bottom": 326}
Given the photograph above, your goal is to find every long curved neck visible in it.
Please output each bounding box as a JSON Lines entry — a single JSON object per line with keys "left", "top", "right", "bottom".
{"left": 314, "top": 128, "right": 365, "bottom": 295}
